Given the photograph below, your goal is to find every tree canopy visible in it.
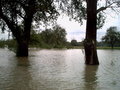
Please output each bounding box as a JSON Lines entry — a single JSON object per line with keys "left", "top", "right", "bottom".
{"left": 57, "top": 0, "right": 120, "bottom": 29}
{"left": 29, "top": 25, "right": 67, "bottom": 48}
{"left": 102, "top": 27, "right": 120, "bottom": 49}
{"left": 0, "top": 0, "right": 58, "bottom": 33}
{"left": 71, "top": 39, "right": 79, "bottom": 46}
{"left": 0, "top": 0, "right": 58, "bottom": 56}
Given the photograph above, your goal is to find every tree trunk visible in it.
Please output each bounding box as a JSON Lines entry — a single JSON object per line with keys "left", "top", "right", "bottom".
{"left": 0, "top": 1, "right": 35, "bottom": 57}
{"left": 84, "top": 0, "right": 99, "bottom": 65}
{"left": 16, "top": 40, "right": 28, "bottom": 57}
{"left": 111, "top": 42, "right": 114, "bottom": 49}
{"left": 16, "top": 13, "right": 33, "bottom": 57}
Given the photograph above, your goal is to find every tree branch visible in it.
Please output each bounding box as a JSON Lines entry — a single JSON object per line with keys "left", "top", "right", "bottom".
{"left": 97, "top": 1, "right": 120, "bottom": 13}
{"left": 0, "top": 12, "right": 22, "bottom": 42}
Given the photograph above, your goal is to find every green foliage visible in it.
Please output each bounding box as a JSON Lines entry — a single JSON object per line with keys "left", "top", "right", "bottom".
{"left": 57, "top": 0, "right": 86, "bottom": 24}
{"left": 40, "top": 29, "right": 53, "bottom": 45}
{"left": 52, "top": 25, "right": 67, "bottom": 46}
{"left": 102, "top": 26, "right": 120, "bottom": 48}
{"left": 0, "top": 0, "right": 59, "bottom": 41}
{"left": 29, "top": 30, "right": 42, "bottom": 47}
{"left": 71, "top": 39, "right": 79, "bottom": 46}
{"left": 0, "top": 0, "right": 58, "bottom": 31}
{"left": 58, "top": 0, "right": 120, "bottom": 29}
{"left": 58, "top": 0, "right": 106, "bottom": 27}
{"left": 97, "top": 12, "right": 105, "bottom": 29}
{"left": 0, "top": 39, "right": 17, "bottom": 51}
{"left": 30, "top": 25, "right": 67, "bottom": 49}
{"left": 0, "top": 0, "right": 59, "bottom": 56}
{"left": 7, "top": 39, "right": 17, "bottom": 51}
{"left": 0, "top": 39, "right": 6, "bottom": 48}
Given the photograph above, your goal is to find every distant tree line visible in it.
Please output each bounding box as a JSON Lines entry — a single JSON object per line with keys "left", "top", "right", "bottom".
{"left": 98, "top": 26, "right": 120, "bottom": 49}
{"left": 66, "top": 26, "right": 120, "bottom": 49}
{"left": 1, "top": 26, "right": 120, "bottom": 49}
{"left": 30, "top": 25, "right": 67, "bottom": 48}
{"left": 0, "top": 25, "right": 67, "bottom": 49}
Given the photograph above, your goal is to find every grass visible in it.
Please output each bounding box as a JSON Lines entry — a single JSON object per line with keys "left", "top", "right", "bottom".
{"left": 97, "top": 47, "right": 120, "bottom": 50}
{"left": 67, "top": 46, "right": 120, "bottom": 50}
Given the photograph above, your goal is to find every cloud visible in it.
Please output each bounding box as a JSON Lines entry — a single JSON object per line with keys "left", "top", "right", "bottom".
{"left": 0, "top": 9, "right": 119, "bottom": 42}
{"left": 97, "top": 10, "right": 120, "bottom": 41}
{"left": 57, "top": 10, "right": 120, "bottom": 42}
{"left": 57, "top": 15, "right": 86, "bottom": 41}
{"left": 0, "top": 31, "right": 9, "bottom": 40}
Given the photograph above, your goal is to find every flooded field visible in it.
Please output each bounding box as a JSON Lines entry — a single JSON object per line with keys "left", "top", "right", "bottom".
{"left": 0, "top": 48, "right": 120, "bottom": 90}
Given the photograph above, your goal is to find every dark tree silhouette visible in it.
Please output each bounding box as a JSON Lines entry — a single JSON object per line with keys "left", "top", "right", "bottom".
{"left": 71, "top": 39, "right": 78, "bottom": 46}
{"left": 0, "top": 0, "right": 58, "bottom": 56}
{"left": 84, "top": 0, "right": 120, "bottom": 65}
{"left": 84, "top": 0, "right": 99, "bottom": 65}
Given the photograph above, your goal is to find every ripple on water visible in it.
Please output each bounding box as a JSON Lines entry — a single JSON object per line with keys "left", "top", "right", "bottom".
{"left": 0, "top": 49, "right": 120, "bottom": 90}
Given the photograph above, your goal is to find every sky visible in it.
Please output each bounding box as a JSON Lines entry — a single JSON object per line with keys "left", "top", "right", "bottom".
{"left": 57, "top": 12, "right": 120, "bottom": 42}
{"left": 0, "top": 5, "right": 120, "bottom": 42}
{"left": 57, "top": 15, "right": 86, "bottom": 42}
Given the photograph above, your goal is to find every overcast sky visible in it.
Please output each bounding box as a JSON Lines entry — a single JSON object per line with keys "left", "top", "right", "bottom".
{"left": 0, "top": 7, "right": 120, "bottom": 42}
{"left": 57, "top": 10, "right": 120, "bottom": 42}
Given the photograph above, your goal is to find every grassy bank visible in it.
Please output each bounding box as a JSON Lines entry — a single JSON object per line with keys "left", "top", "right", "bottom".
{"left": 67, "top": 46, "right": 120, "bottom": 50}
{"left": 97, "top": 47, "right": 120, "bottom": 50}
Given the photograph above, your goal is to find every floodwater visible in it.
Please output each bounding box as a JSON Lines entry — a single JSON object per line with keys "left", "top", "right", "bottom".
{"left": 0, "top": 48, "right": 120, "bottom": 90}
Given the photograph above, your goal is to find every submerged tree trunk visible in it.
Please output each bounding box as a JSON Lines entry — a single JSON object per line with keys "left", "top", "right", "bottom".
{"left": 0, "top": 0, "right": 35, "bottom": 57}
{"left": 111, "top": 42, "right": 114, "bottom": 49}
{"left": 17, "top": 40, "right": 29, "bottom": 57}
{"left": 84, "top": 0, "right": 99, "bottom": 65}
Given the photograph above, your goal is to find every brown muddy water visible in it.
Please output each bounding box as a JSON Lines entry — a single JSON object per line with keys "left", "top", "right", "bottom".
{"left": 0, "top": 48, "right": 120, "bottom": 90}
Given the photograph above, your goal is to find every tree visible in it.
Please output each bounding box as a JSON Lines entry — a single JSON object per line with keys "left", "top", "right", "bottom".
{"left": 40, "top": 29, "right": 53, "bottom": 45}
{"left": 60, "top": 0, "right": 99, "bottom": 64}
{"left": 58, "top": 0, "right": 120, "bottom": 65}
{"left": 57, "top": 0, "right": 100, "bottom": 65}
{"left": 52, "top": 25, "right": 67, "bottom": 47}
{"left": 84, "top": 0, "right": 120, "bottom": 65}
{"left": 83, "top": 0, "right": 99, "bottom": 65}
{"left": 83, "top": 0, "right": 120, "bottom": 65}
{"left": 29, "top": 30, "right": 42, "bottom": 47}
{"left": 71, "top": 39, "right": 78, "bottom": 46}
{"left": 102, "top": 27, "right": 120, "bottom": 49}
{"left": 40, "top": 25, "right": 67, "bottom": 48}
{"left": 0, "top": 0, "right": 58, "bottom": 56}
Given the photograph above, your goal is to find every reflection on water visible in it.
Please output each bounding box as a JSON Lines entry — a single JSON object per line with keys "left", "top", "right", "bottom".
{"left": 83, "top": 66, "right": 98, "bottom": 90}
{"left": 17, "top": 57, "right": 30, "bottom": 67}
{"left": 0, "top": 49, "right": 120, "bottom": 90}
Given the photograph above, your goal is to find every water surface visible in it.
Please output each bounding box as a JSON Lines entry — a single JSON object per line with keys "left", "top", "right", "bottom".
{"left": 0, "top": 48, "right": 120, "bottom": 90}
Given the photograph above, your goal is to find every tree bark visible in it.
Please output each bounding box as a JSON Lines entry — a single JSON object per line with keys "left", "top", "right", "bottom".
{"left": 84, "top": 0, "right": 99, "bottom": 65}
{"left": 16, "top": 40, "right": 28, "bottom": 57}
{"left": 16, "top": 16, "right": 33, "bottom": 57}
